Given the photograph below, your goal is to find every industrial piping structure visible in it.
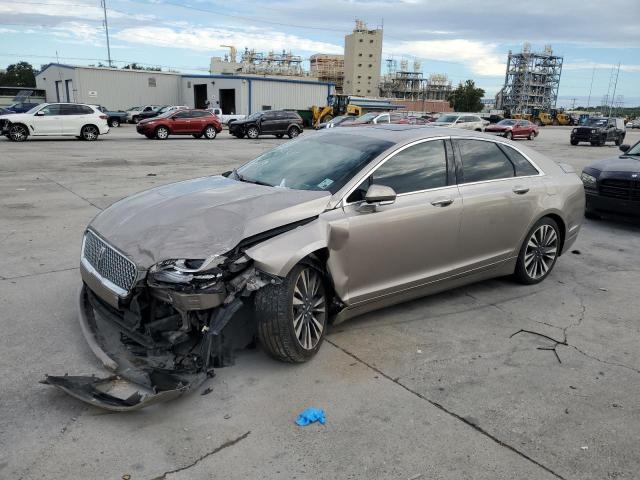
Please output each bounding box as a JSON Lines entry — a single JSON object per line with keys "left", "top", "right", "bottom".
{"left": 497, "top": 44, "right": 563, "bottom": 115}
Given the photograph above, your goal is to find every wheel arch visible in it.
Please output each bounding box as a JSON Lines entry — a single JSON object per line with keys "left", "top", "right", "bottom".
{"left": 529, "top": 211, "right": 567, "bottom": 256}
{"left": 80, "top": 123, "right": 100, "bottom": 134}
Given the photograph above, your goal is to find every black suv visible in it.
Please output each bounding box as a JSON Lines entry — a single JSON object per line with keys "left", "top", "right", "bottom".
{"left": 230, "top": 110, "right": 303, "bottom": 139}
{"left": 571, "top": 117, "right": 626, "bottom": 146}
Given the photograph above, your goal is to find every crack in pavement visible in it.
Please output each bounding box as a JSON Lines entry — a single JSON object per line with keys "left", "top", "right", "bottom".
{"left": 150, "top": 431, "right": 251, "bottom": 480}
{"left": 39, "top": 173, "right": 103, "bottom": 211}
{"left": 325, "top": 339, "right": 567, "bottom": 480}
{"left": 0, "top": 267, "right": 79, "bottom": 281}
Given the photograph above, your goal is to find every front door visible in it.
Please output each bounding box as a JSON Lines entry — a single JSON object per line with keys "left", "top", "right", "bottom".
{"left": 171, "top": 110, "right": 193, "bottom": 133}
{"left": 260, "top": 111, "right": 278, "bottom": 134}
{"left": 31, "top": 104, "right": 63, "bottom": 135}
{"left": 454, "top": 138, "right": 545, "bottom": 270}
{"left": 338, "top": 139, "right": 462, "bottom": 304}
{"left": 194, "top": 84, "right": 208, "bottom": 109}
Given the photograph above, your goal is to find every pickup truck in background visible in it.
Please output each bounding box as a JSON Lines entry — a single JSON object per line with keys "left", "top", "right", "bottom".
{"left": 209, "top": 108, "right": 245, "bottom": 126}
{"left": 94, "top": 106, "right": 127, "bottom": 127}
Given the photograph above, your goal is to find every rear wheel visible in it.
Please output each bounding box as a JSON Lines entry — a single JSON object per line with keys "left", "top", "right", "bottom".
{"left": 203, "top": 125, "right": 217, "bottom": 139}
{"left": 8, "top": 124, "right": 28, "bottom": 142}
{"left": 155, "top": 126, "right": 169, "bottom": 140}
{"left": 514, "top": 217, "right": 560, "bottom": 285}
{"left": 287, "top": 126, "right": 300, "bottom": 139}
{"left": 246, "top": 126, "right": 260, "bottom": 139}
{"left": 81, "top": 125, "right": 99, "bottom": 141}
{"left": 505, "top": 131, "right": 513, "bottom": 140}
{"left": 132, "top": 115, "right": 139, "bottom": 124}
{"left": 109, "top": 118, "right": 120, "bottom": 128}
{"left": 255, "top": 263, "right": 327, "bottom": 363}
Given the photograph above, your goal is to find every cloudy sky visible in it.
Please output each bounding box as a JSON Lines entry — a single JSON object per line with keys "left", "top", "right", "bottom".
{"left": 1, "top": 0, "right": 639, "bottom": 106}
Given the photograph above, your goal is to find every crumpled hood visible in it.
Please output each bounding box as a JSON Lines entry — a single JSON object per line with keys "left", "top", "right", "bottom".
{"left": 586, "top": 155, "right": 640, "bottom": 173}
{"left": 89, "top": 176, "right": 332, "bottom": 268}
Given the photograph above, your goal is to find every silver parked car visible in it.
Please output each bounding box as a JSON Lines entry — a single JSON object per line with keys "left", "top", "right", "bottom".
{"left": 44, "top": 126, "right": 585, "bottom": 410}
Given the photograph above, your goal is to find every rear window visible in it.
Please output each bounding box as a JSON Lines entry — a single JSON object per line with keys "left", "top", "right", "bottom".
{"left": 499, "top": 145, "right": 539, "bottom": 176}
{"left": 457, "top": 139, "right": 515, "bottom": 183}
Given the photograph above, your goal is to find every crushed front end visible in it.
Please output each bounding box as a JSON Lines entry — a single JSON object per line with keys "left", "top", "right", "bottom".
{"left": 43, "top": 229, "right": 273, "bottom": 411}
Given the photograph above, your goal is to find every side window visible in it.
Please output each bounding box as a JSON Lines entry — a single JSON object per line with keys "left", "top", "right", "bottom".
{"left": 372, "top": 140, "right": 448, "bottom": 194}
{"left": 457, "top": 139, "right": 515, "bottom": 183}
{"left": 174, "top": 110, "right": 192, "bottom": 119}
{"left": 38, "top": 105, "right": 62, "bottom": 116}
{"left": 191, "top": 111, "right": 207, "bottom": 118}
{"left": 499, "top": 145, "right": 539, "bottom": 177}
{"left": 61, "top": 105, "right": 85, "bottom": 115}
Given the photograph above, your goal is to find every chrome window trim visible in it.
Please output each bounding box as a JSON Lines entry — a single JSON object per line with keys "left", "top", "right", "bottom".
{"left": 81, "top": 229, "right": 139, "bottom": 297}
{"left": 340, "top": 136, "right": 451, "bottom": 207}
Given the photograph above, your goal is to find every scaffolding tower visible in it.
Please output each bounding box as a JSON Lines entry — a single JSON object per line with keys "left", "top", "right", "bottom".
{"left": 498, "top": 44, "right": 563, "bottom": 115}
{"left": 380, "top": 60, "right": 452, "bottom": 101}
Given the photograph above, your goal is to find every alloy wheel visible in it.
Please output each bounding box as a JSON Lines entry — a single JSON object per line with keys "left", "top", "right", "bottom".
{"left": 156, "top": 127, "right": 169, "bottom": 140}
{"left": 291, "top": 267, "right": 325, "bottom": 350}
{"left": 9, "top": 125, "right": 27, "bottom": 142}
{"left": 524, "top": 224, "right": 558, "bottom": 280}
{"left": 247, "top": 127, "right": 259, "bottom": 139}
{"left": 204, "top": 126, "right": 217, "bottom": 139}
{"left": 110, "top": 119, "right": 120, "bottom": 128}
{"left": 288, "top": 127, "right": 300, "bottom": 138}
{"left": 82, "top": 126, "right": 98, "bottom": 141}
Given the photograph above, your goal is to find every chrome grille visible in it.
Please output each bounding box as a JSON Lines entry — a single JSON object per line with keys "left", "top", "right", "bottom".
{"left": 82, "top": 230, "right": 137, "bottom": 293}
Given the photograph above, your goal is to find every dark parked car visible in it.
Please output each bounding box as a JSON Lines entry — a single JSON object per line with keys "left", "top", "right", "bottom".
{"left": 571, "top": 117, "right": 626, "bottom": 146}
{"left": 0, "top": 107, "right": 10, "bottom": 115}
{"left": 485, "top": 119, "right": 539, "bottom": 140}
{"left": 581, "top": 141, "right": 640, "bottom": 218}
{"left": 136, "top": 108, "right": 221, "bottom": 140}
{"left": 6, "top": 101, "right": 40, "bottom": 113}
{"left": 230, "top": 110, "right": 303, "bottom": 139}
{"left": 94, "top": 105, "right": 127, "bottom": 127}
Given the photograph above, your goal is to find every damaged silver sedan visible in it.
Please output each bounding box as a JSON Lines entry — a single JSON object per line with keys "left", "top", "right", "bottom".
{"left": 44, "top": 126, "right": 585, "bottom": 410}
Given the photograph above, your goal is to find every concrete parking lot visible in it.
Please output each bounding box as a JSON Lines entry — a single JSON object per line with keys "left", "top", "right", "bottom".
{"left": 1, "top": 125, "right": 639, "bottom": 480}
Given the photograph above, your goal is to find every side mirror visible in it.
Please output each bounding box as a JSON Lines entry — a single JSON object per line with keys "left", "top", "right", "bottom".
{"left": 619, "top": 144, "right": 631, "bottom": 152}
{"left": 35, "top": 111, "right": 45, "bottom": 116}
{"left": 365, "top": 184, "right": 396, "bottom": 204}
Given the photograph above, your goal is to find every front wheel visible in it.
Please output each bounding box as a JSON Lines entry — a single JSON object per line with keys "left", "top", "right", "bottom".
{"left": 132, "top": 116, "right": 139, "bottom": 124}
{"left": 255, "top": 263, "right": 327, "bottom": 363}
{"left": 505, "top": 131, "right": 513, "bottom": 140}
{"left": 8, "top": 124, "right": 28, "bottom": 142}
{"left": 81, "top": 125, "right": 99, "bottom": 141}
{"left": 615, "top": 136, "right": 623, "bottom": 146}
{"left": 287, "top": 126, "right": 300, "bottom": 139}
{"left": 514, "top": 218, "right": 560, "bottom": 285}
{"left": 528, "top": 131, "right": 535, "bottom": 140}
{"left": 203, "top": 125, "right": 217, "bottom": 139}
{"left": 570, "top": 139, "right": 578, "bottom": 145}
{"left": 246, "top": 126, "right": 260, "bottom": 139}
{"left": 155, "top": 126, "right": 169, "bottom": 140}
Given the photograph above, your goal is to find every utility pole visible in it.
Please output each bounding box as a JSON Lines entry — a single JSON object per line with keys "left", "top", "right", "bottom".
{"left": 608, "top": 63, "right": 621, "bottom": 118}
{"left": 101, "top": 0, "right": 112, "bottom": 67}
{"left": 586, "top": 65, "right": 595, "bottom": 109}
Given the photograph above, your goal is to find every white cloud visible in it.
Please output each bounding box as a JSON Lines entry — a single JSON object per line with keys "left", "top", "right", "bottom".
{"left": 117, "top": 26, "right": 343, "bottom": 55}
{"left": 0, "top": 0, "right": 153, "bottom": 22}
{"left": 0, "top": 27, "right": 19, "bottom": 34}
{"left": 386, "top": 39, "right": 505, "bottom": 76}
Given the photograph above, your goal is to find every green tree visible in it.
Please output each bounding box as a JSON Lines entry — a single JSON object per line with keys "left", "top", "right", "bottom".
{"left": 0, "top": 61, "right": 36, "bottom": 87}
{"left": 121, "top": 63, "right": 161, "bottom": 72}
{"left": 447, "top": 79, "right": 485, "bottom": 112}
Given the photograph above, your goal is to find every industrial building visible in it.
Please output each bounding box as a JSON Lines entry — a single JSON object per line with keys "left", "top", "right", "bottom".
{"left": 380, "top": 59, "right": 453, "bottom": 102}
{"left": 343, "top": 20, "right": 383, "bottom": 96}
{"left": 496, "top": 44, "right": 563, "bottom": 115}
{"left": 310, "top": 54, "right": 344, "bottom": 93}
{"left": 210, "top": 47, "right": 308, "bottom": 78}
{"left": 35, "top": 64, "right": 334, "bottom": 115}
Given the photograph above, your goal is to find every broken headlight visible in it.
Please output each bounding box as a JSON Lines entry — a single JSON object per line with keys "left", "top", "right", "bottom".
{"left": 580, "top": 171, "right": 597, "bottom": 188}
{"left": 148, "top": 254, "right": 251, "bottom": 289}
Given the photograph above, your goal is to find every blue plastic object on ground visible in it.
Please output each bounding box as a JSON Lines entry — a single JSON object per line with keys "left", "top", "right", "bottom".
{"left": 295, "top": 407, "right": 326, "bottom": 426}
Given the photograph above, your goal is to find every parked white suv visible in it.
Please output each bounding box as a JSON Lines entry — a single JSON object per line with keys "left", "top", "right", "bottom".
{"left": 432, "top": 113, "right": 487, "bottom": 131}
{"left": 0, "top": 103, "right": 109, "bottom": 142}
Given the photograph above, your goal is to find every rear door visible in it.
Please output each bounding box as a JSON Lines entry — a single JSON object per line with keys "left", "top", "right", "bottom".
{"left": 338, "top": 138, "right": 462, "bottom": 304}
{"left": 260, "top": 111, "right": 278, "bottom": 134}
{"left": 190, "top": 110, "right": 210, "bottom": 132}
{"left": 31, "top": 104, "right": 63, "bottom": 135}
{"left": 454, "top": 138, "right": 545, "bottom": 271}
{"left": 61, "top": 104, "right": 94, "bottom": 135}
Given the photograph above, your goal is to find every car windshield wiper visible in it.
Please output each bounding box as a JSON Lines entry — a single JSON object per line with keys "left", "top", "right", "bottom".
{"left": 232, "top": 169, "right": 273, "bottom": 187}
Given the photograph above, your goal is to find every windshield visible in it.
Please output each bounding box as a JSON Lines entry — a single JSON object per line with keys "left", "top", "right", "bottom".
{"left": 585, "top": 118, "right": 607, "bottom": 127}
{"left": 235, "top": 133, "right": 394, "bottom": 193}
{"left": 626, "top": 141, "right": 640, "bottom": 156}
{"left": 25, "top": 105, "right": 43, "bottom": 114}
{"left": 353, "top": 112, "right": 378, "bottom": 123}
{"left": 157, "top": 109, "right": 178, "bottom": 118}
{"left": 246, "top": 112, "right": 263, "bottom": 121}
{"left": 498, "top": 119, "right": 516, "bottom": 126}
{"left": 437, "top": 115, "right": 459, "bottom": 123}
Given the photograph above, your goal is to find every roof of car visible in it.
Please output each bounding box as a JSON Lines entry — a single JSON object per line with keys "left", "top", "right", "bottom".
{"left": 316, "top": 124, "right": 496, "bottom": 142}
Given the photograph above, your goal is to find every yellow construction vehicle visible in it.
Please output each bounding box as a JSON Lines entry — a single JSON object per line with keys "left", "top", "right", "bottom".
{"left": 311, "top": 94, "right": 361, "bottom": 127}
{"left": 512, "top": 110, "right": 552, "bottom": 126}
{"left": 551, "top": 109, "right": 573, "bottom": 126}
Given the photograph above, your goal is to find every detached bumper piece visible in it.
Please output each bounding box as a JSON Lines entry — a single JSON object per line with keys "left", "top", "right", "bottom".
{"left": 43, "top": 285, "right": 249, "bottom": 411}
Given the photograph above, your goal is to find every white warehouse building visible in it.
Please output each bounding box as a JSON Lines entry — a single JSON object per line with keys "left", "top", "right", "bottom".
{"left": 36, "top": 64, "right": 335, "bottom": 115}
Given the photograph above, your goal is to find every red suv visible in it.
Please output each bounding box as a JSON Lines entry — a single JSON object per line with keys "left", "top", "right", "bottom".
{"left": 136, "top": 109, "right": 222, "bottom": 140}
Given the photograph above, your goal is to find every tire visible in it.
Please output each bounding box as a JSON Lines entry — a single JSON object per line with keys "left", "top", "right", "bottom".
{"left": 275, "top": 134, "right": 284, "bottom": 139}
{"left": 203, "top": 125, "right": 217, "bottom": 139}
{"left": 246, "top": 126, "right": 260, "bottom": 139}
{"left": 615, "top": 136, "right": 623, "bottom": 146}
{"left": 192, "top": 134, "right": 203, "bottom": 139}
{"left": 287, "top": 126, "right": 300, "bottom": 139}
{"left": 528, "top": 131, "right": 535, "bottom": 140}
{"left": 505, "top": 131, "right": 513, "bottom": 140}
{"left": 570, "top": 139, "right": 578, "bottom": 145}
{"left": 132, "top": 116, "right": 139, "bottom": 124}
{"left": 7, "top": 124, "right": 28, "bottom": 142}
{"left": 109, "top": 118, "right": 120, "bottom": 128}
{"left": 155, "top": 126, "right": 169, "bottom": 140}
{"left": 255, "top": 262, "right": 328, "bottom": 363}
{"left": 81, "top": 125, "right": 99, "bottom": 141}
{"left": 514, "top": 217, "right": 561, "bottom": 285}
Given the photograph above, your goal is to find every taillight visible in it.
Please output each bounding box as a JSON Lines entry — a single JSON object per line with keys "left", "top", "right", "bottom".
{"left": 99, "top": 115, "right": 108, "bottom": 120}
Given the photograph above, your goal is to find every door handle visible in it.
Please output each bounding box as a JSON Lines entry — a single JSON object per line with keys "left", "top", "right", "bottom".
{"left": 512, "top": 186, "right": 529, "bottom": 195}
{"left": 431, "top": 198, "right": 454, "bottom": 207}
